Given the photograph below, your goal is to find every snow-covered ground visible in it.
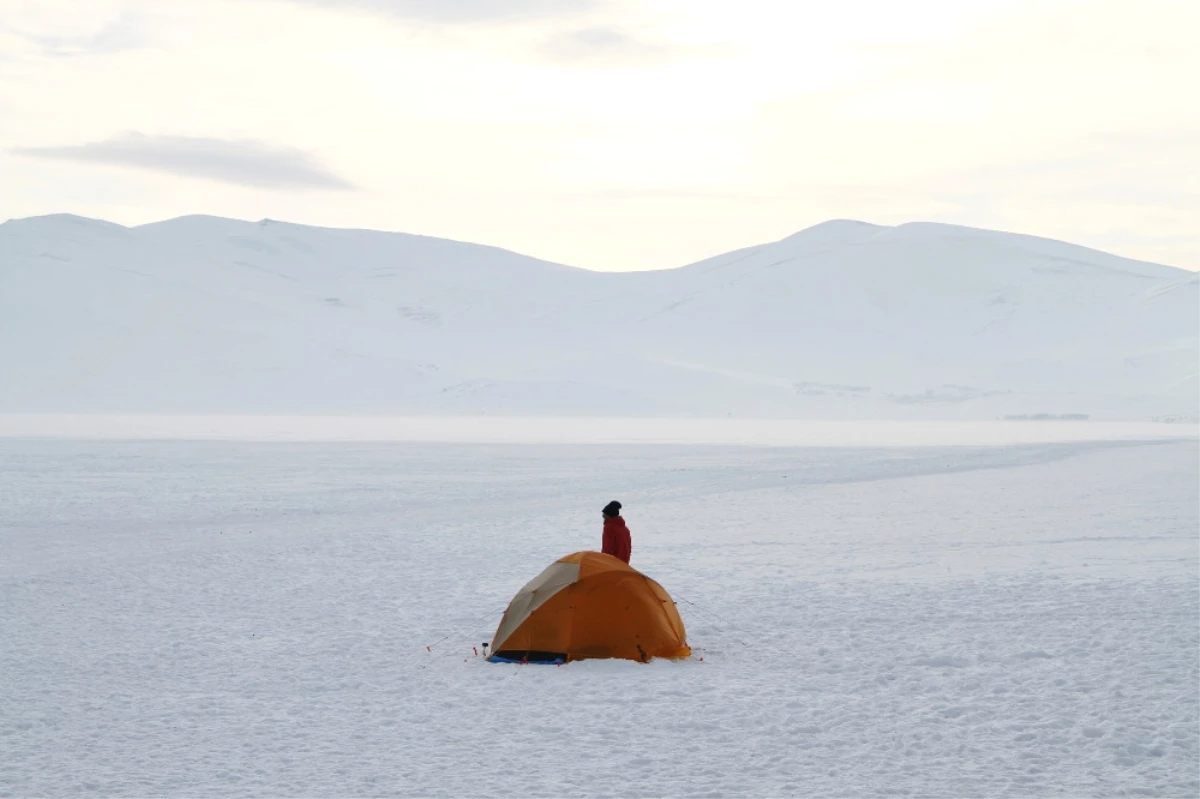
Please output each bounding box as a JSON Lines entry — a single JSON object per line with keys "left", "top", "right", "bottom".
{"left": 1, "top": 433, "right": 1196, "bottom": 797}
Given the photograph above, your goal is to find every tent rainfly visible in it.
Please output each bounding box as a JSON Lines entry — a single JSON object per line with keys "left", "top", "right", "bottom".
{"left": 489, "top": 551, "right": 691, "bottom": 664}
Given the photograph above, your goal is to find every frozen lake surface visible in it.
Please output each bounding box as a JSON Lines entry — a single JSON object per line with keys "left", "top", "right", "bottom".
{"left": 1, "top": 435, "right": 1196, "bottom": 797}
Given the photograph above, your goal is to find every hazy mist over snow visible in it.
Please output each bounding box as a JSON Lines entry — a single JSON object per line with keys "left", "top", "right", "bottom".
{"left": 1, "top": 214, "right": 1195, "bottom": 420}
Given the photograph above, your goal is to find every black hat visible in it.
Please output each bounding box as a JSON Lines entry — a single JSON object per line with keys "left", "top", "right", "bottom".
{"left": 602, "top": 501, "right": 622, "bottom": 517}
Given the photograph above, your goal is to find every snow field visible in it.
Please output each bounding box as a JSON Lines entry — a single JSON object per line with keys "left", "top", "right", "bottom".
{"left": 0, "top": 437, "right": 1196, "bottom": 797}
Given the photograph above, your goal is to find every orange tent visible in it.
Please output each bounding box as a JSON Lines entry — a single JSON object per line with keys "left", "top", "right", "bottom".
{"left": 489, "top": 551, "right": 691, "bottom": 663}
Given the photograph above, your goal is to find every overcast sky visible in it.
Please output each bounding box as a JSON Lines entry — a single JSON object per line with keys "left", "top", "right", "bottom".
{"left": 1, "top": 0, "right": 1196, "bottom": 270}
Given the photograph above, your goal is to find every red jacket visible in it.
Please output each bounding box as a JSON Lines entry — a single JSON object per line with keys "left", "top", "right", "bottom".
{"left": 602, "top": 516, "right": 632, "bottom": 564}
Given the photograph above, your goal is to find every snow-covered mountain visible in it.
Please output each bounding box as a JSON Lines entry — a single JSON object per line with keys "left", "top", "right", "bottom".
{"left": 1, "top": 213, "right": 1195, "bottom": 419}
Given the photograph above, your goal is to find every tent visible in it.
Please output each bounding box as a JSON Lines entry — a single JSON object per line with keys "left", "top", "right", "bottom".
{"left": 488, "top": 551, "right": 691, "bottom": 663}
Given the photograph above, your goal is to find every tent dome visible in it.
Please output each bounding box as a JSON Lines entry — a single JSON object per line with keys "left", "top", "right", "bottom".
{"left": 489, "top": 551, "right": 691, "bottom": 663}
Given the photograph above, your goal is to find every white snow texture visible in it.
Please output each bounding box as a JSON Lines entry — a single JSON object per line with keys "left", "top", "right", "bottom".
{"left": 1, "top": 433, "right": 1196, "bottom": 798}
{"left": 1, "top": 214, "right": 1195, "bottom": 419}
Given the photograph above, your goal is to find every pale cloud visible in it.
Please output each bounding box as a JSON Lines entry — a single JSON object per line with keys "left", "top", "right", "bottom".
{"left": 540, "top": 26, "right": 669, "bottom": 64}
{"left": 536, "top": 25, "right": 734, "bottom": 68}
{"left": 569, "top": 186, "right": 772, "bottom": 202}
{"left": 12, "top": 134, "right": 355, "bottom": 190}
{"left": 276, "top": 0, "right": 605, "bottom": 24}
{"left": 12, "top": 11, "right": 148, "bottom": 57}
{"left": 275, "top": 0, "right": 702, "bottom": 69}
{"left": 0, "top": 1, "right": 148, "bottom": 56}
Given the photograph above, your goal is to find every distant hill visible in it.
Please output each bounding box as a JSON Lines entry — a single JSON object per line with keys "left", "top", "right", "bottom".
{"left": 1, "top": 213, "right": 1195, "bottom": 419}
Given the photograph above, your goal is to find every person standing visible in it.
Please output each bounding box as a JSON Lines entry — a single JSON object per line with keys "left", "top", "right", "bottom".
{"left": 601, "top": 500, "right": 631, "bottom": 564}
